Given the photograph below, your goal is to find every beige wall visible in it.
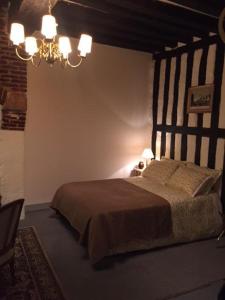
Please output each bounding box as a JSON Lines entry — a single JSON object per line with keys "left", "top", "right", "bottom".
{"left": 25, "top": 41, "right": 153, "bottom": 204}
{"left": 0, "top": 130, "right": 25, "bottom": 218}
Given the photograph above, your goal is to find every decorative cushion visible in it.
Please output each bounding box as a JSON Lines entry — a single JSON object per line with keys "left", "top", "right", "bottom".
{"left": 186, "top": 162, "right": 222, "bottom": 193}
{"left": 142, "top": 159, "right": 179, "bottom": 185}
{"left": 167, "top": 166, "right": 213, "bottom": 197}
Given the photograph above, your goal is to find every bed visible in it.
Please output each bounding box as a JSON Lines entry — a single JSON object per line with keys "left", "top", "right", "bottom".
{"left": 51, "top": 159, "right": 223, "bottom": 263}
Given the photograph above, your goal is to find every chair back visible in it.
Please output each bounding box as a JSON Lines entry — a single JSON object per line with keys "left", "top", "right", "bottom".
{"left": 0, "top": 199, "right": 24, "bottom": 255}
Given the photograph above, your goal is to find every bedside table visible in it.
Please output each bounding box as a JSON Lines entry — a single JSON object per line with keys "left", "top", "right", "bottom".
{"left": 130, "top": 167, "right": 144, "bottom": 177}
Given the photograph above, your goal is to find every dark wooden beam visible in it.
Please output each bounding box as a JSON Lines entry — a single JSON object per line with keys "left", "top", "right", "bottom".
{"left": 57, "top": 0, "right": 203, "bottom": 43}
{"left": 58, "top": 22, "right": 164, "bottom": 53}
{"left": 106, "top": 0, "right": 218, "bottom": 33}
{"left": 53, "top": 2, "right": 179, "bottom": 48}
{"left": 162, "top": 0, "right": 221, "bottom": 17}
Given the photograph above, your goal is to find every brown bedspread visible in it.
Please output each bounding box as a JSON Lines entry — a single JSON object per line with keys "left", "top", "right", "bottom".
{"left": 51, "top": 179, "right": 172, "bottom": 263}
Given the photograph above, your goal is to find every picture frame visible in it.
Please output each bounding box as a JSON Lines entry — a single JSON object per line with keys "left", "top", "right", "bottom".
{"left": 187, "top": 84, "right": 214, "bottom": 113}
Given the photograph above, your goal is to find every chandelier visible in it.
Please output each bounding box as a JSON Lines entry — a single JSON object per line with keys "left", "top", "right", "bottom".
{"left": 9, "top": 0, "right": 92, "bottom": 68}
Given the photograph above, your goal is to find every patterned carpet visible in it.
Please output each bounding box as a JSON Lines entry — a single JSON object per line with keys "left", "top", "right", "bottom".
{"left": 0, "top": 227, "right": 66, "bottom": 300}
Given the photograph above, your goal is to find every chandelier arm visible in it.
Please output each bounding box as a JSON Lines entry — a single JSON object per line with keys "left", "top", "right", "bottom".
{"left": 15, "top": 47, "right": 33, "bottom": 61}
{"left": 67, "top": 57, "right": 83, "bottom": 68}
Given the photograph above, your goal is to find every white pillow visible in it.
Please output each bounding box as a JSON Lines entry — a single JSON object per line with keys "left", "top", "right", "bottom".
{"left": 167, "top": 166, "right": 213, "bottom": 197}
{"left": 142, "top": 159, "right": 179, "bottom": 185}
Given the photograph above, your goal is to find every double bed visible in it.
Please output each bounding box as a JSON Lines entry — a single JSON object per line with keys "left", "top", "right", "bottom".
{"left": 51, "top": 158, "right": 223, "bottom": 263}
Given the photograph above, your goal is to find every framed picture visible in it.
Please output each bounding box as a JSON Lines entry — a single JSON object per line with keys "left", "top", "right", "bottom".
{"left": 187, "top": 84, "right": 214, "bottom": 113}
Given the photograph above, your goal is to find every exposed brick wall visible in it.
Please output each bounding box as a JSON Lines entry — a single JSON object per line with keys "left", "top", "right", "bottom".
{"left": 0, "top": 2, "right": 27, "bottom": 131}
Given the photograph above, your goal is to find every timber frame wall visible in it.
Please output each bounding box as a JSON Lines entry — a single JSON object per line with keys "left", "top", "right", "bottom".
{"left": 151, "top": 35, "right": 225, "bottom": 209}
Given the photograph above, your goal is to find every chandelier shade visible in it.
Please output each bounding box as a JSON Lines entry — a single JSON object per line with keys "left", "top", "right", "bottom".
{"left": 9, "top": 0, "right": 92, "bottom": 69}
{"left": 59, "top": 37, "right": 72, "bottom": 59}
{"left": 25, "top": 37, "right": 38, "bottom": 56}
{"left": 10, "top": 23, "right": 25, "bottom": 46}
{"left": 41, "top": 15, "right": 57, "bottom": 39}
{"left": 78, "top": 34, "right": 93, "bottom": 57}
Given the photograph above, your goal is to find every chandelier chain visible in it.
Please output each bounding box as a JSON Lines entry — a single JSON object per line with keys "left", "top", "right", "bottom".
{"left": 48, "top": 0, "right": 52, "bottom": 14}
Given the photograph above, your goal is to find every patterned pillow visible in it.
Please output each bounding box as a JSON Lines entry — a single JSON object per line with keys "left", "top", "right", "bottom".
{"left": 186, "top": 162, "right": 222, "bottom": 193}
{"left": 142, "top": 159, "right": 179, "bottom": 185}
{"left": 167, "top": 166, "right": 213, "bottom": 197}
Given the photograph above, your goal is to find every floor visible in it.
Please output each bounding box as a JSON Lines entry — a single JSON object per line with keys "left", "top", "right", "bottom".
{"left": 20, "top": 207, "right": 225, "bottom": 300}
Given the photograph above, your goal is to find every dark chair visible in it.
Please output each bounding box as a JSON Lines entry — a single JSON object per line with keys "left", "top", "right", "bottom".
{"left": 0, "top": 199, "right": 24, "bottom": 283}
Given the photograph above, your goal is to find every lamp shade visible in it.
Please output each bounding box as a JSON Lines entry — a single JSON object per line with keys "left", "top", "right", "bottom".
{"left": 142, "top": 148, "right": 154, "bottom": 160}
{"left": 59, "top": 36, "right": 72, "bottom": 59}
{"left": 10, "top": 23, "right": 25, "bottom": 45}
{"left": 25, "top": 37, "right": 38, "bottom": 55}
{"left": 41, "top": 15, "right": 57, "bottom": 39}
{"left": 78, "top": 34, "right": 92, "bottom": 57}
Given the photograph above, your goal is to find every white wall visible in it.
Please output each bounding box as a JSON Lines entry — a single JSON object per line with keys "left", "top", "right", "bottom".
{"left": 0, "top": 130, "right": 25, "bottom": 218}
{"left": 25, "top": 40, "right": 153, "bottom": 204}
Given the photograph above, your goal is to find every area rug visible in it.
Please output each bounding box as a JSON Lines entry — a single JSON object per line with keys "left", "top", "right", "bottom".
{"left": 0, "top": 226, "right": 66, "bottom": 300}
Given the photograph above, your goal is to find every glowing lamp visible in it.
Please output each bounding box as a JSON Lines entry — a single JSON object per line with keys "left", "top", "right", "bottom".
{"left": 78, "top": 34, "right": 92, "bottom": 57}
{"left": 59, "top": 37, "right": 72, "bottom": 59}
{"left": 10, "top": 23, "right": 25, "bottom": 45}
{"left": 142, "top": 148, "right": 154, "bottom": 166}
{"left": 41, "top": 15, "right": 57, "bottom": 39}
{"left": 25, "top": 37, "right": 38, "bottom": 56}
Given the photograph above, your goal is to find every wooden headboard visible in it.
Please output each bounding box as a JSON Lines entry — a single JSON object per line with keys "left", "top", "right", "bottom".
{"left": 151, "top": 35, "right": 225, "bottom": 210}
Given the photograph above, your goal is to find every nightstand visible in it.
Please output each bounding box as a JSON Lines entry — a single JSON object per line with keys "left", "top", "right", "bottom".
{"left": 130, "top": 167, "right": 144, "bottom": 177}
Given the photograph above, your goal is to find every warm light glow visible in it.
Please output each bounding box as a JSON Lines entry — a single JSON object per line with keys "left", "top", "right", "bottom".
{"left": 41, "top": 15, "right": 57, "bottom": 39}
{"left": 9, "top": 2, "right": 92, "bottom": 68}
{"left": 10, "top": 23, "right": 25, "bottom": 45}
{"left": 142, "top": 148, "right": 154, "bottom": 160}
{"left": 25, "top": 37, "right": 38, "bottom": 55}
{"left": 78, "top": 34, "right": 92, "bottom": 57}
{"left": 59, "top": 36, "right": 72, "bottom": 59}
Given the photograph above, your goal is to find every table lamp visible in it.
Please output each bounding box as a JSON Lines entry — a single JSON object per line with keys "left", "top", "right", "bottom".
{"left": 142, "top": 148, "right": 154, "bottom": 167}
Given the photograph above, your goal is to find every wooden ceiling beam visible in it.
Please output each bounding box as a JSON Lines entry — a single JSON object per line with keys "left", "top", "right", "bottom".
{"left": 53, "top": 3, "right": 180, "bottom": 48}
{"left": 58, "top": 21, "right": 165, "bottom": 53}
{"left": 160, "top": 0, "right": 220, "bottom": 17}
{"left": 59, "top": 25, "right": 163, "bottom": 53}
{"left": 105, "top": 0, "right": 218, "bottom": 33}
{"left": 59, "top": 1, "right": 202, "bottom": 42}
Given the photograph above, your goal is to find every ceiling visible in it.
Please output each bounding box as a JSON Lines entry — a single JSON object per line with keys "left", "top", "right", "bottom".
{"left": 8, "top": 0, "right": 225, "bottom": 53}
